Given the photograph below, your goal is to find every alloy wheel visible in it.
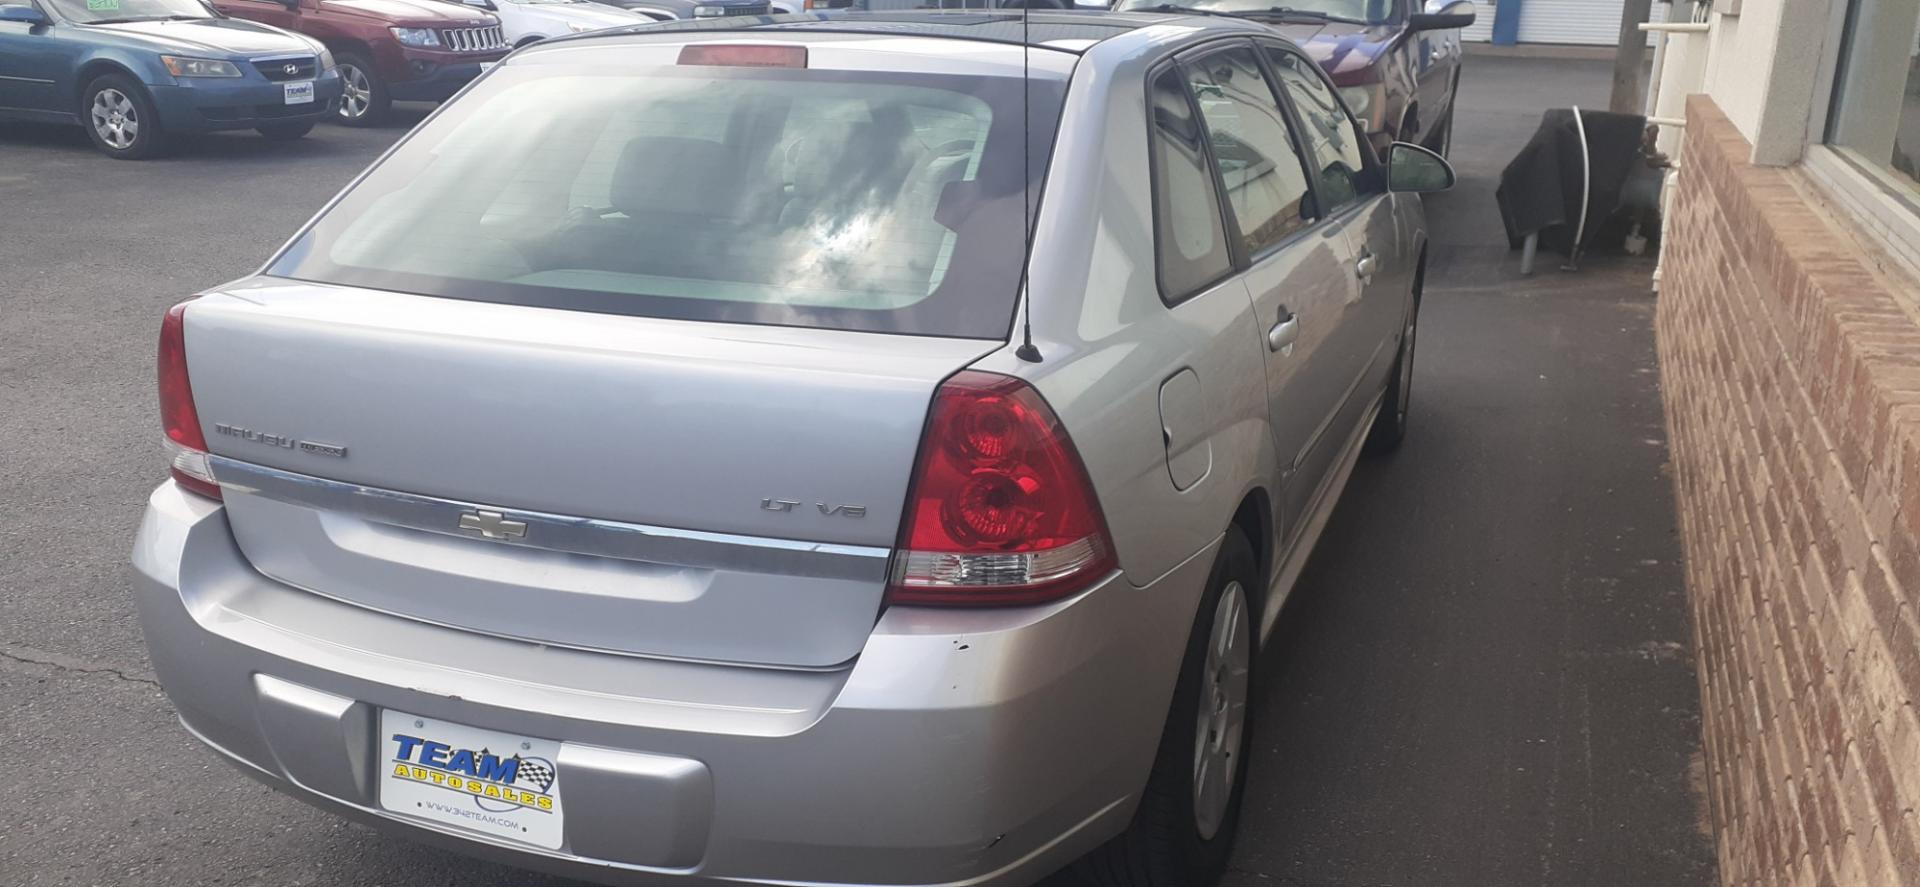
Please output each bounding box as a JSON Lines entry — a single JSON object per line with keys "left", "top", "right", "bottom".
{"left": 90, "top": 88, "right": 138, "bottom": 150}
{"left": 1192, "top": 579, "right": 1250, "bottom": 841}
{"left": 339, "top": 64, "right": 371, "bottom": 120}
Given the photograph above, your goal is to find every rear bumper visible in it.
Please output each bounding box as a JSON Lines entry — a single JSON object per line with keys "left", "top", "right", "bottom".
{"left": 150, "top": 71, "right": 344, "bottom": 132}
{"left": 131, "top": 482, "right": 1216, "bottom": 886}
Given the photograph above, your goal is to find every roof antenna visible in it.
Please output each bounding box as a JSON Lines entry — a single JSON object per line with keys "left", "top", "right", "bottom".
{"left": 1013, "top": 0, "right": 1042, "bottom": 363}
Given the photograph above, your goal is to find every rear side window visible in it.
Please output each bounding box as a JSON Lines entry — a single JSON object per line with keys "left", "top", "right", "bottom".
{"left": 1182, "top": 45, "right": 1313, "bottom": 258}
{"left": 269, "top": 65, "right": 1064, "bottom": 339}
{"left": 1149, "top": 67, "right": 1233, "bottom": 302}
{"left": 1266, "top": 48, "right": 1369, "bottom": 211}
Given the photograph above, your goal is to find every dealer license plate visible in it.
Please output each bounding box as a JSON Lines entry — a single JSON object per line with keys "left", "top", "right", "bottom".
{"left": 378, "top": 710, "right": 565, "bottom": 849}
{"left": 283, "top": 81, "right": 314, "bottom": 105}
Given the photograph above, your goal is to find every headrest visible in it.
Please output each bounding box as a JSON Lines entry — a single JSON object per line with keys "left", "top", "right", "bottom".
{"left": 610, "top": 136, "right": 732, "bottom": 218}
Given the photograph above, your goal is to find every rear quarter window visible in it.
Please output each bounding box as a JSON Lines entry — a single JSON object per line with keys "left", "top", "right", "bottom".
{"left": 1148, "top": 65, "right": 1234, "bottom": 303}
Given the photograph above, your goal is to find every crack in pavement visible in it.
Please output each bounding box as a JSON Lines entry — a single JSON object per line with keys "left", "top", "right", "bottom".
{"left": 0, "top": 643, "right": 159, "bottom": 686}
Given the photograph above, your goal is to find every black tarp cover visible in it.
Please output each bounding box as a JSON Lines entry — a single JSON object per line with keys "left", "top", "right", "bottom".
{"left": 1497, "top": 108, "right": 1647, "bottom": 254}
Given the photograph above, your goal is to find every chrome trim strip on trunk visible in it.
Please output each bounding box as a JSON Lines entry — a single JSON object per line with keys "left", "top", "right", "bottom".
{"left": 208, "top": 455, "right": 891, "bottom": 582}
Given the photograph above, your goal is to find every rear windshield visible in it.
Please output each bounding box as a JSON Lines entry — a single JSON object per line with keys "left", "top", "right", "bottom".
{"left": 268, "top": 61, "right": 1066, "bottom": 339}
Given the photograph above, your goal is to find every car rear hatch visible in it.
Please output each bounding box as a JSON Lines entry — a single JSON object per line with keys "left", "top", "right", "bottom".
{"left": 185, "top": 32, "right": 1071, "bottom": 668}
{"left": 189, "top": 286, "right": 999, "bottom": 668}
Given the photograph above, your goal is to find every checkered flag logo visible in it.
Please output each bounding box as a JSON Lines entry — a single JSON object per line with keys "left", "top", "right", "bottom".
{"left": 515, "top": 757, "right": 556, "bottom": 793}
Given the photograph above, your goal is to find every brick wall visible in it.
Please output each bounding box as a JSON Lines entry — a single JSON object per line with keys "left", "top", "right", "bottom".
{"left": 1658, "top": 94, "right": 1920, "bottom": 884}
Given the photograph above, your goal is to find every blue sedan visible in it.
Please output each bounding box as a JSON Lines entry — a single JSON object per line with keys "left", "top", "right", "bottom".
{"left": 0, "top": 0, "right": 343, "bottom": 158}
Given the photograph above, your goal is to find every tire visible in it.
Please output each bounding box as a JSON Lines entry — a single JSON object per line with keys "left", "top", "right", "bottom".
{"left": 256, "top": 121, "right": 314, "bottom": 141}
{"left": 1426, "top": 106, "right": 1454, "bottom": 159}
{"left": 333, "top": 52, "right": 391, "bottom": 127}
{"left": 1075, "top": 529, "right": 1257, "bottom": 887}
{"left": 81, "top": 74, "right": 168, "bottom": 160}
{"left": 1364, "top": 262, "right": 1423, "bottom": 455}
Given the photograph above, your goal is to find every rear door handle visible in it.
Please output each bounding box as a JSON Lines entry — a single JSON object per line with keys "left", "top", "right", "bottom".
{"left": 1268, "top": 312, "right": 1300, "bottom": 353}
{"left": 1355, "top": 251, "right": 1378, "bottom": 283}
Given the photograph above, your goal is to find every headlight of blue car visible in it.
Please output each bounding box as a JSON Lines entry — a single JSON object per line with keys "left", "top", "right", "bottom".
{"left": 161, "top": 56, "right": 243, "bottom": 78}
{"left": 1338, "top": 84, "right": 1377, "bottom": 128}
{"left": 317, "top": 46, "right": 336, "bottom": 71}
{"left": 389, "top": 27, "right": 441, "bottom": 48}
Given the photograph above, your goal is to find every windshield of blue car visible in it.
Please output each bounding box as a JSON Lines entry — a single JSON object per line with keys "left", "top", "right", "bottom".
{"left": 268, "top": 63, "right": 1066, "bottom": 339}
{"left": 50, "top": 0, "right": 215, "bottom": 23}
{"left": 1116, "top": 0, "right": 1388, "bottom": 23}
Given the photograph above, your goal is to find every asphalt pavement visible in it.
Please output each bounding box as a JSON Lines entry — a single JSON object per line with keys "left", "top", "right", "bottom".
{"left": 0, "top": 55, "right": 1716, "bottom": 886}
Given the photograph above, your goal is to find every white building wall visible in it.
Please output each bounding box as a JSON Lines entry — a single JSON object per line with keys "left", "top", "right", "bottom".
{"left": 1684, "top": 0, "right": 1847, "bottom": 164}
{"left": 1697, "top": 2, "right": 1782, "bottom": 145}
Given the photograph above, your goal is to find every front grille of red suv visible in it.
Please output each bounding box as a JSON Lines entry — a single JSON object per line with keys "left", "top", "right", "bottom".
{"left": 440, "top": 25, "right": 506, "bottom": 52}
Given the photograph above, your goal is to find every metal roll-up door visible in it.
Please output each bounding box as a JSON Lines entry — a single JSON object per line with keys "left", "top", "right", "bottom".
{"left": 1515, "top": 0, "right": 1667, "bottom": 45}
{"left": 1462, "top": 0, "right": 1494, "bottom": 42}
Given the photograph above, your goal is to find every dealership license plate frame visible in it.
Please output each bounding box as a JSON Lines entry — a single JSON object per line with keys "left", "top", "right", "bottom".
{"left": 377, "top": 709, "right": 565, "bottom": 850}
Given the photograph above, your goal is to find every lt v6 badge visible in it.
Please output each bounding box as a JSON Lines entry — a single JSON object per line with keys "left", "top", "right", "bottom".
{"left": 762, "top": 498, "right": 867, "bottom": 518}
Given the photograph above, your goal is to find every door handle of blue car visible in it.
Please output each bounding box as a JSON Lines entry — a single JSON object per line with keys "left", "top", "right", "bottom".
{"left": 1268, "top": 312, "right": 1300, "bottom": 353}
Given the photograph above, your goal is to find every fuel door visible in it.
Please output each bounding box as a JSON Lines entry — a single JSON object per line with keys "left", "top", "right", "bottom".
{"left": 1158, "top": 368, "right": 1211, "bottom": 491}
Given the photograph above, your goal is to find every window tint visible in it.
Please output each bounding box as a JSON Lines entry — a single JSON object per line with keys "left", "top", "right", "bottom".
{"left": 1267, "top": 48, "right": 1369, "bottom": 211}
{"left": 1150, "top": 67, "right": 1233, "bottom": 300}
{"left": 269, "top": 67, "right": 1063, "bottom": 338}
{"left": 1183, "top": 46, "right": 1314, "bottom": 257}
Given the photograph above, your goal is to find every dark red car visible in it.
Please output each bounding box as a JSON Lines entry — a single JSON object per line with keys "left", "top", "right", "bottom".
{"left": 1117, "top": 0, "right": 1476, "bottom": 156}
{"left": 211, "top": 0, "right": 510, "bottom": 125}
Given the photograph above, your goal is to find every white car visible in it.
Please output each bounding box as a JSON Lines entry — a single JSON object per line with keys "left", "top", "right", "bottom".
{"left": 454, "top": 0, "right": 651, "bottom": 46}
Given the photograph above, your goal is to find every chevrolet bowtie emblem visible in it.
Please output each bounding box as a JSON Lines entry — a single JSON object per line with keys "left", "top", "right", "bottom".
{"left": 458, "top": 510, "right": 527, "bottom": 540}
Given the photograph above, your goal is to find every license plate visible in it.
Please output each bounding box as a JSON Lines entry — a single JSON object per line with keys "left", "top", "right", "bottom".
{"left": 283, "top": 80, "right": 314, "bottom": 105}
{"left": 378, "top": 710, "right": 564, "bottom": 849}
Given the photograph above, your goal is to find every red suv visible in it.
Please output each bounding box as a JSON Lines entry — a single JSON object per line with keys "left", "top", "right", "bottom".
{"left": 211, "top": 0, "right": 509, "bottom": 125}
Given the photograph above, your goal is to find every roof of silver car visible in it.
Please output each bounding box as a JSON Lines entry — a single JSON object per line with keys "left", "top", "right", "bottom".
{"left": 580, "top": 10, "right": 1262, "bottom": 54}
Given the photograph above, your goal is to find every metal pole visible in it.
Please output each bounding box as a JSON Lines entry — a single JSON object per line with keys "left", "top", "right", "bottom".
{"left": 1643, "top": 2, "right": 1671, "bottom": 117}
{"left": 1565, "top": 106, "right": 1592, "bottom": 271}
{"left": 1610, "top": 0, "right": 1657, "bottom": 113}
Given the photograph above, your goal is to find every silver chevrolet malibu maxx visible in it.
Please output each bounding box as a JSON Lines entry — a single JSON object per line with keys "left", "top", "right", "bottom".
{"left": 133, "top": 11, "right": 1453, "bottom": 887}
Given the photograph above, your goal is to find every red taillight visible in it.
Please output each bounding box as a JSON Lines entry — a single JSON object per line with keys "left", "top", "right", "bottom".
{"left": 158, "top": 300, "right": 221, "bottom": 500}
{"left": 886, "top": 371, "right": 1115, "bottom": 606}
{"left": 677, "top": 44, "right": 808, "bottom": 68}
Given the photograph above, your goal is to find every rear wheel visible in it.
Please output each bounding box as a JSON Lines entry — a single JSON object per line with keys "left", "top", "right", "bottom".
{"left": 1075, "top": 529, "right": 1256, "bottom": 887}
{"left": 333, "top": 52, "right": 390, "bottom": 127}
{"left": 256, "top": 121, "right": 314, "bottom": 141}
{"left": 82, "top": 75, "right": 168, "bottom": 160}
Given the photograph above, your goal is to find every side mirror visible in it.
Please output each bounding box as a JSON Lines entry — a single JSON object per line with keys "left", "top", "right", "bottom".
{"left": 1409, "top": 0, "right": 1473, "bottom": 31}
{"left": 1386, "top": 142, "right": 1455, "bottom": 193}
{"left": 0, "top": 4, "right": 50, "bottom": 24}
